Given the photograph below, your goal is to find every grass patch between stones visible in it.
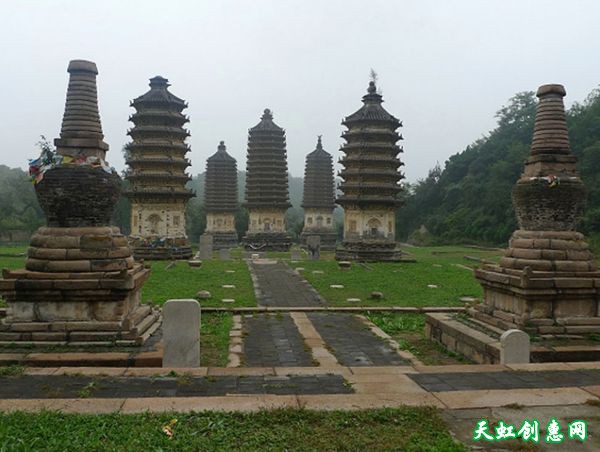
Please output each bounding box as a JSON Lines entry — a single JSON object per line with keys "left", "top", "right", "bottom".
{"left": 0, "top": 407, "right": 465, "bottom": 451}
{"left": 200, "top": 312, "right": 233, "bottom": 367}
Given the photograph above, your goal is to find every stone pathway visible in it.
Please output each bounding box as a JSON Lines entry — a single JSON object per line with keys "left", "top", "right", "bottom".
{"left": 410, "top": 369, "right": 600, "bottom": 392}
{"left": 307, "top": 313, "right": 409, "bottom": 366}
{"left": 242, "top": 313, "right": 314, "bottom": 367}
{"left": 249, "top": 261, "right": 326, "bottom": 307}
{"left": 0, "top": 374, "right": 352, "bottom": 398}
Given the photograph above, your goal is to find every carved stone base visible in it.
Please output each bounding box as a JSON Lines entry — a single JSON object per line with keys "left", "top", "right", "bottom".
{"left": 335, "top": 240, "right": 407, "bottom": 262}
{"left": 129, "top": 236, "right": 192, "bottom": 260}
{"left": 0, "top": 226, "right": 161, "bottom": 346}
{"left": 300, "top": 231, "right": 337, "bottom": 250}
{"left": 242, "top": 232, "right": 293, "bottom": 251}
{"left": 210, "top": 232, "right": 239, "bottom": 250}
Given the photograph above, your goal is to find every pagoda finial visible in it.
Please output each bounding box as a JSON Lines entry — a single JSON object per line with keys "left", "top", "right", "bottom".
{"left": 367, "top": 81, "right": 377, "bottom": 95}
{"left": 316, "top": 135, "right": 323, "bottom": 150}
{"left": 218, "top": 140, "right": 226, "bottom": 151}
{"left": 262, "top": 108, "right": 273, "bottom": 120}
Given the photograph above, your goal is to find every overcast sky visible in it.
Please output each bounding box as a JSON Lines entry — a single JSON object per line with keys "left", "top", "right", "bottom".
{"left": 2, "top": 0, "right": 600, "bottom": 182}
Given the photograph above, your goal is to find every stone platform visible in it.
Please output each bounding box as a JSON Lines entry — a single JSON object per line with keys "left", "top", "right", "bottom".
{"left": 210, "top": 232, "right": 239, "bottom": 250}
{"left": 335, "top": 241, "right": 407, "bottom": 262}
{"left": 242, "top": 232, "right": 293, "bottom": 251}
{"left": 426, "top": 312, "right": 600, "bottom": 364}
{"left": 129, "top": 236, "right": 192, "bottom": 260}
{"left": 0, "top": 227, "right": 161, "bottom": 346}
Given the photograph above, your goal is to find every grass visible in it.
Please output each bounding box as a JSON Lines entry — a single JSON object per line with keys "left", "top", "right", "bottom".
{"left": 142, "top": 259, "right": 256, "bottom": 307}
{"left": 200, "top": 312, "right": 233, "bottom": 367}
{"left": 298, "top": 245, "right": 504, "bottom": 307}
{"left": 0, "top": 407, "right": 464, "bottom": 451}
{"left": 367, "top": 312, "right": 470, "bottom": 365}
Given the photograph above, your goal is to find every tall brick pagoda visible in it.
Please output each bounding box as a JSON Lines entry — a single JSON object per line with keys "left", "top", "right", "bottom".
{"left": 203, "top": 140, "right": 239, "bottom": 249}
{"left": 242, "top": 109, "right": 292, "bottom": 250}
{"left": 0, "top": 60, "right": 160, "bottom": 346}
{"left": 336, "top": 81, "right": 404, "bottom": 261}
{"left": 300, "top": 136, "right": 337, "bottom": 250}
{"left": 125, "top": 76, "right": 194, "bottom": 260}
{"left": 427, "top": 84, "right": 600, "bottom": 363}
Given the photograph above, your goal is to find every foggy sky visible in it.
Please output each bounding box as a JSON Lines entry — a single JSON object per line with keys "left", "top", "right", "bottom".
{"left": 2, "top": 0, "right": 600, "bottom": 183}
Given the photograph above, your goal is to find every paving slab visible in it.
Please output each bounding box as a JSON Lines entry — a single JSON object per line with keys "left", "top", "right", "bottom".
{"left": 307, "top": 313, "right": 409, "bottom": 366}
{"left": 242, "top": 313, "right": 314, "bottom": 367}
{"left": 433, "top": 387, "right": 596, "bottom": 409}
{"left": 121, "top": 395, "right": 300, "bottom": 413}
{"left": 249, "top": 261, "right": 326, "bottom": 307}
{"left": 0, "top": 374, "right": 353, "bottom": 399}
{"left": 442, "top": 404, "right": 600, "bottom": 451}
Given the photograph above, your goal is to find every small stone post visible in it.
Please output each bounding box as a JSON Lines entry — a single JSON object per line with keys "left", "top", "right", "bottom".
{"left": 500, "top": 329, "right": 530, "bottom": 364}
{"left": 163, "top": 299, "right": 200, "bottom": 367}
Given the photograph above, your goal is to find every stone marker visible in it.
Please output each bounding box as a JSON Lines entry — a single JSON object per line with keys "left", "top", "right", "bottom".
{"left": 199, "top": 234, "right": 213, "bottom": 260}
{"left": 222, "top": 284, "right": 236, "bottom": 289}
{"left": 163, "top": 299, "right": 200, "bottom": 367}
{"left": 196, "top": 290, "right": 211, "bottom": 300}
{"left": 291, "top": 249, "right": 302, "bottom": 261}
{"left": 222, "top": 298, "right": 235, "bottom": 303}
{"left": 338, "top": 261, "right": 352, "bottom": 270}
{"left": 295, "top": 267, "right": 305, "bottom": 272}
{"left": 188, "top": 260, "right": 202, "bottom": 268}
{"left": 427, "top": 284, "right": 438, "bottom": 289}
{"left": 251, "top": 253, "right": 260, "bottom": 260}
{"left": 307, "top": 235, "right": 321, "bottom": 260}
{"left": 312, "top": 270, "right": 324, "bottom": 274}
{"left": 219, "top": 248, "right": 231, "bottom": 260}
{"left": 225, "top": 270, "right": 236, "bottom": 273}
{"left": 500, "top": 329, "right": 530, "bottom": 364}
{"left": 370, "top": 291, "right": 384, "bottom": 300}
{"left": 330, "top": 284, "right": 344, "bottom": 289}
{"left": 347, "top": 298, "right": 361, "bottom": 303}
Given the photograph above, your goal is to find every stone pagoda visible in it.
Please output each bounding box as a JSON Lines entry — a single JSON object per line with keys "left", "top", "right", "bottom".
{"left": 203, "top": 141, "right": 239, "bottom": 249}
{"left": 336, "top": 81, "right": 404, "bottom": 261}
{"left": 125, "top": 76, "right": 194, "bottom": 260}
{"left": 242, "top": 109, "right": 292, "bottom": 251}
{"left": 0, "top": 60, "right": 160, "bottom": 346}
{"left": 427, "top": 84, "right": 600, "bottom": 363}
{"left": 300, "top": 136, "right": 337, "bottom": 250}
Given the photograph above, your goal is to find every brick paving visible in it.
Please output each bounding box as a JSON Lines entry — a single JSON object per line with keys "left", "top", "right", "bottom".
{"left": 0, "top": 374, "right": 352, "bottom": 398}
{"left": 250, "top": 261, "right": 326, "bottom": 307}
{"left": 307, "top": 313, "right": 408, "bottom": 366}
{"left": 410, "top": 369, "right": 600, "bottom": 392}
{"left": 242, "top": 314, "right": 314, "bottom": 367}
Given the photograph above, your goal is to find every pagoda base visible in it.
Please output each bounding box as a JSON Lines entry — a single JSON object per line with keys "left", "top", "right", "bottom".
{"left": 426, "top": 312, "right": 600, "bottom": 364}
{"left": 335, "top": 240, "right": 407, "bottom": 262}
{"left": 300, "top": 231, "right": 337, "bottom": 251}
{"left": 210, "top": 232, "right": 239, "bottom": 250}
{"left": 129, "top": 236, "right": 192, "bottom": 260}
{"left": 0, "top": 226, "right": 162, "bottom": 347}
{"left": 242, "top": 232, "right": 292, "bottom": 251}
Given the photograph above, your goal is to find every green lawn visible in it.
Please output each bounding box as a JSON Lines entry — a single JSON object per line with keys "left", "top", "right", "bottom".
{"left": 200, "top": 312, "right": 233, "bottom": 367}
{"left": 367, "top": 312, "right": 469, "bottom": 365}
{"left": 142, "top": 259, "right": 256, "bottom": 307}
{"left": 0, "top": 408, "right": 464, "bottom": 451}
{"left": 297, "top": 245, "right": 503, "bottom": 307}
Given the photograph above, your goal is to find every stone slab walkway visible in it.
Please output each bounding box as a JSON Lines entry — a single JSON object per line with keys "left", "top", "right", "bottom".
{"left": 241, "top": 313, "right": 314, "bottom": 367}
{"left": 307, "top": 313, "right": 409, "bottom": 366}
{"left": 0, "top": 374, "right": 352, "bottom": 398}
{"left": 410, "top": 369, "right": 600, "bottom": 392}
{"left": 249, "top": 260, "right": 326, "bottom": 307}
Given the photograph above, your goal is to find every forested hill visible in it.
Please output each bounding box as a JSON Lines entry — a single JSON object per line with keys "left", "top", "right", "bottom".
{"left": 397, "top": 87, "right": 600, "bottom": 246}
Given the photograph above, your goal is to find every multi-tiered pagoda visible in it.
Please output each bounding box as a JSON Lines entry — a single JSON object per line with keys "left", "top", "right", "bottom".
{"left": 336, "top": 81, "right": 404, "bottom": 261}
{"left": 125, "top": 76, "right": 194, "bottom": 260}
{"left": 300, "top": 136, "right": 337, "bottom": 250}
{"left": 203, "top": 141, "right": 238, "bottom": 249}
{"left": 0, "top": 60, "right": 160, "bottom": 346}
{"left": 242, "top": 109, "right": 292, "bottom": 251}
